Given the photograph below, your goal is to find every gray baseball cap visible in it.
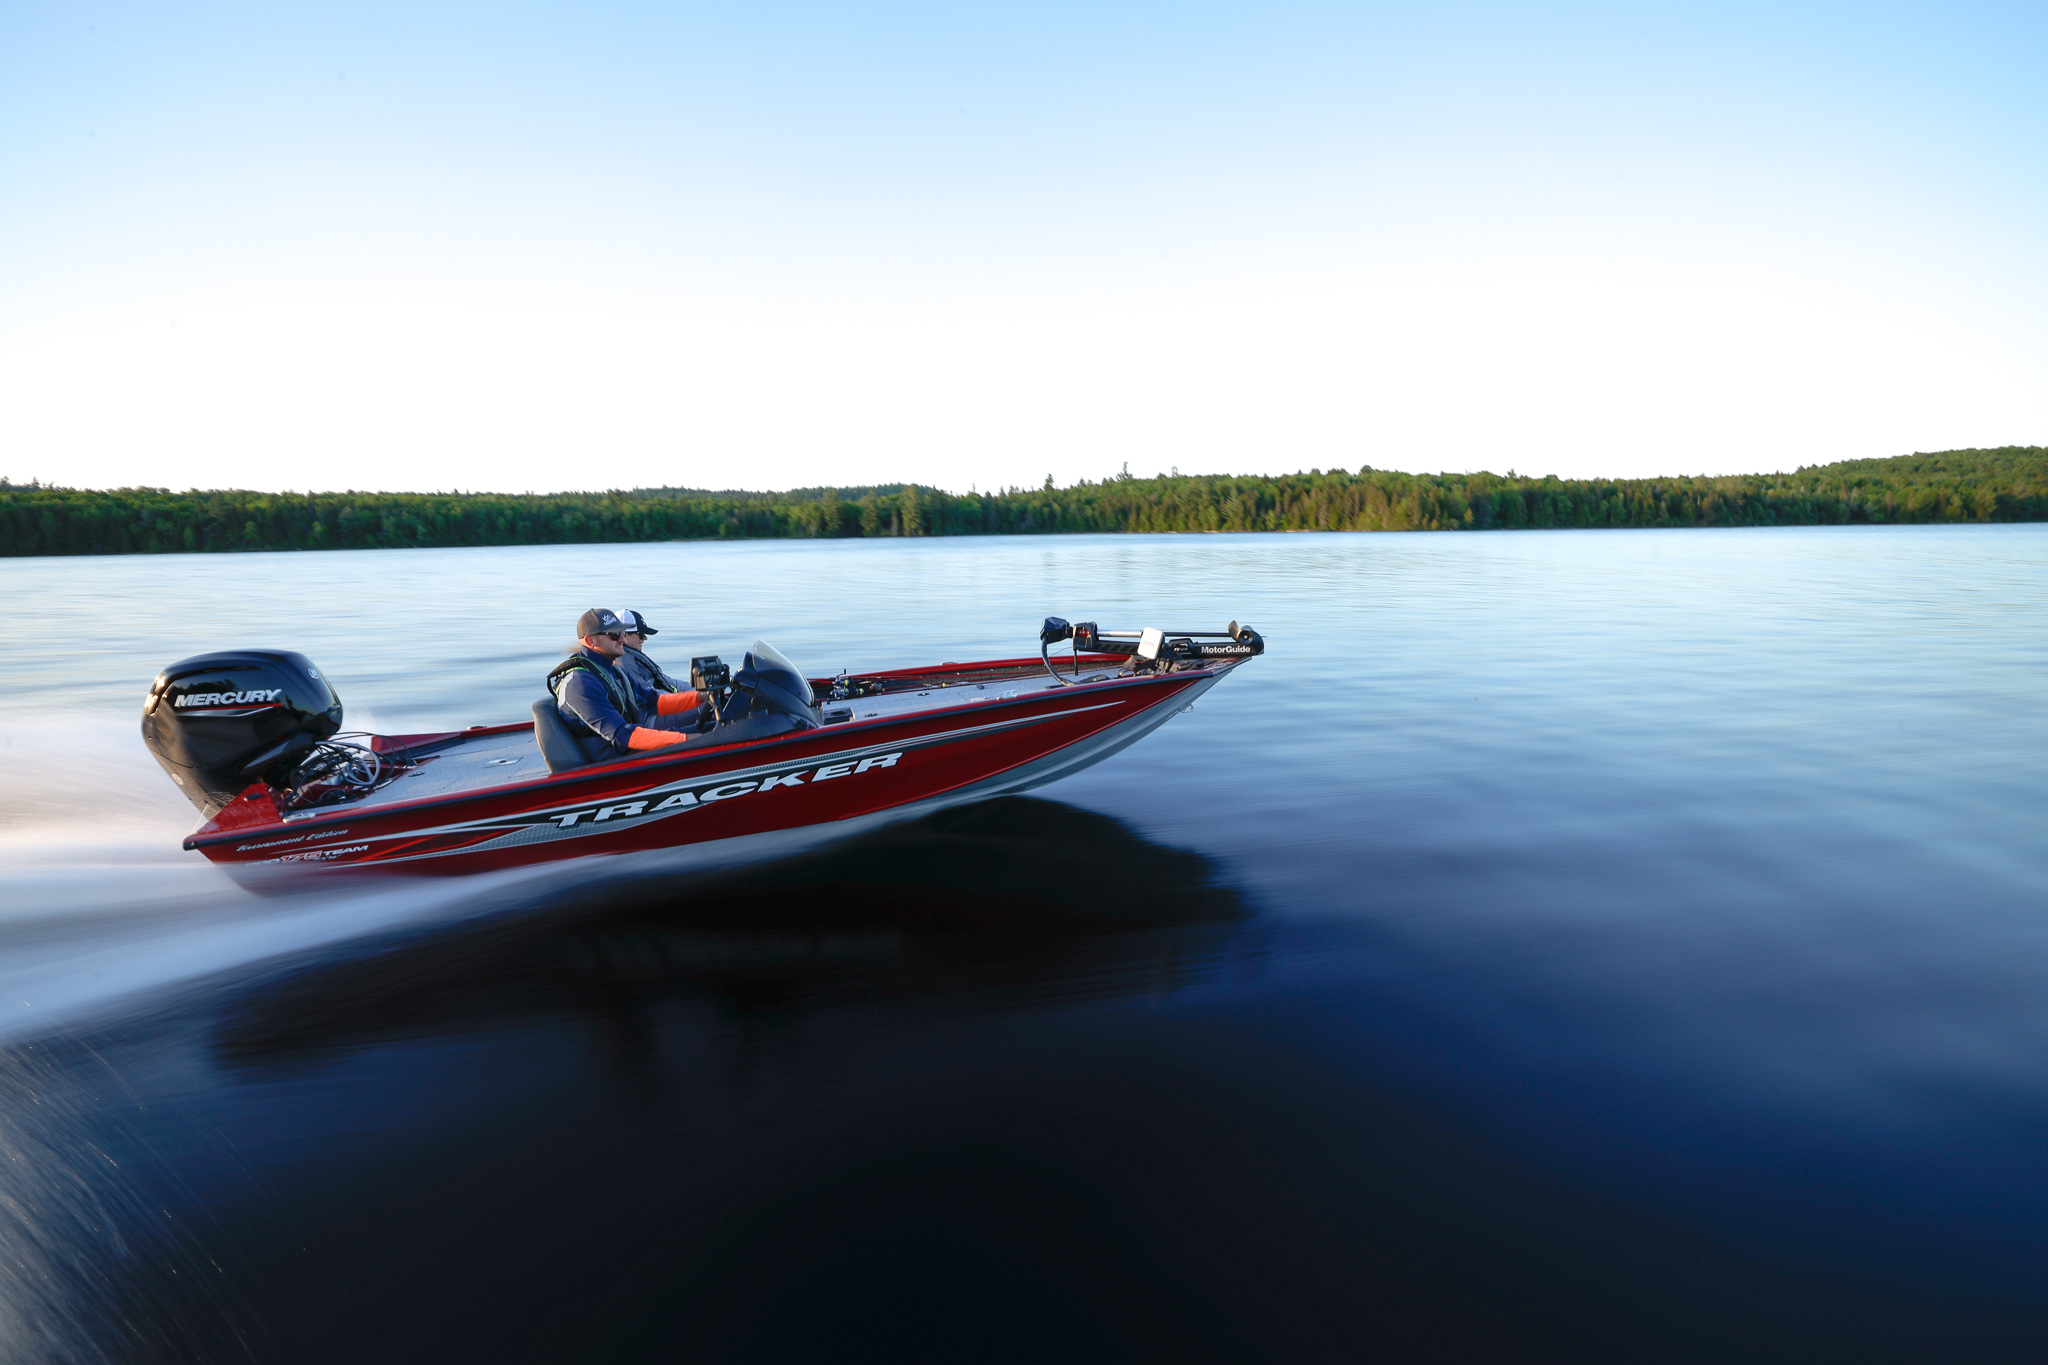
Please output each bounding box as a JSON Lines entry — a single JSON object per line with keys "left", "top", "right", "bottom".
{"left": 575, "top": 607, "right": 634, "bottom": 639}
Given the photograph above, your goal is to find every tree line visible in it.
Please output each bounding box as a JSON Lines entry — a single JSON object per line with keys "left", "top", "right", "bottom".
{"left": 3, "top": 446, "right": 2044, "bottom": 557}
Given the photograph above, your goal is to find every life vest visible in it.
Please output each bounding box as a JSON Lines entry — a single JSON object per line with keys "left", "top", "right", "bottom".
{"left": 620, "top": 645, "right": 678, "bottom": 693}
{"left": 546, "top": 652, "right": 636, "bottom": 734}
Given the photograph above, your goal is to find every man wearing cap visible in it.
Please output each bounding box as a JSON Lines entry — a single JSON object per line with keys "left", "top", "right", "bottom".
{"left": 616, "top": 609, "right": 690, "bottom": 717}
{"left": 547, "top": 608, "right": 703, "bottom": 755}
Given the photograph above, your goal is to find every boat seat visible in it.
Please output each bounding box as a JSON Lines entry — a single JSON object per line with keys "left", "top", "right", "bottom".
{"left": 531, "top": 698, "right": 612, "bottom": 774}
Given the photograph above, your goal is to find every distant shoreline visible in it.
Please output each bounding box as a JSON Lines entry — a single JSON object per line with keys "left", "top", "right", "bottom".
{"left": 4, "top": 447, "right": 2042, "bottom": 557}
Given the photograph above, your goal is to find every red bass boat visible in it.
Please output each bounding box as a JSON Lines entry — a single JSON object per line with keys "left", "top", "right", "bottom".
{"left": 142, "top": 617, "right": 1264, "bottom": 877}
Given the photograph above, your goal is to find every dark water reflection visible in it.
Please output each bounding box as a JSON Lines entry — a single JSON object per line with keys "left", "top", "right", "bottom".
{"left": 29, "top": 800, "right": 1278, "bottom": 1363}
{"left": 9, "top": 798, "right": 2038, "bottom": 1363}
{"left": 5, "top": 528, "right": 2048, "bottom": 1361}
{"left": 217, "top": 798, "right": 1252, "bottom": 1063}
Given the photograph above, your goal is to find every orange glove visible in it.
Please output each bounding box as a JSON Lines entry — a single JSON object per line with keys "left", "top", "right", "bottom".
{"left": 655, "top": 688, "right": 703, "bottom": 716}
{"left": 626, "top": 727, "right": 689, "bottom": 751}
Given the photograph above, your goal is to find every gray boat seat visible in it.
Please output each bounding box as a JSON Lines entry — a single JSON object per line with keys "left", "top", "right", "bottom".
{"left": 532, "top": 698, "right": 611, "bottom": 774}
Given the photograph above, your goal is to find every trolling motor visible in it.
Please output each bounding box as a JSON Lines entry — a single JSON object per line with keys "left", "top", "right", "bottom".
{"left": 1037, "top": 617, "right": 1264, "bottom": 685}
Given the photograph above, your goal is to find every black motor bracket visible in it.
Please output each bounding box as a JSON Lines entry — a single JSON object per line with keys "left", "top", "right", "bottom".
{"left": 1076, "top": 621, "right": 1264, "bottom": 660}
{"left": 1038, "top": 617, "right": 1263, "bottom": 684}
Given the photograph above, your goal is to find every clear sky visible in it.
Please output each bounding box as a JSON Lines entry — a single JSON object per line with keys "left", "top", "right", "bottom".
{"left": 2, "top": 1, "right": 2043, "bottom": 494}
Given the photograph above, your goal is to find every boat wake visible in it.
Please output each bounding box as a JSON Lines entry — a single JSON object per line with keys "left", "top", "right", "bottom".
{"left": 0, "top": 709, "right": 594, "bottom": 1044}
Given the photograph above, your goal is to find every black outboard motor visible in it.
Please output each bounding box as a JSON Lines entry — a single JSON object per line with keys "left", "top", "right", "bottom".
{"left": 142, "top": 650, "right": 343, "bottom": 816}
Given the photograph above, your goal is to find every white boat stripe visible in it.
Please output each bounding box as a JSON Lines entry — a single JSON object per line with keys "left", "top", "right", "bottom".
{"left": 318, "top": 699, "right": 1130, "bottom": 850}
{"left": 401, "top": 693, "right": 1187, "bottom": 863}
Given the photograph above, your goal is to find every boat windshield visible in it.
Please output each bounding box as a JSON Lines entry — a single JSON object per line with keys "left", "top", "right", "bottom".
{"left": 743, "top": 639, "right": 816, "bottom": 714}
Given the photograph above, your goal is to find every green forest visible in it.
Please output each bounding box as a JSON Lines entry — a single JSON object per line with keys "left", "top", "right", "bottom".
{"left": 3, "top": 446, "right": 2044, "bottom": 557}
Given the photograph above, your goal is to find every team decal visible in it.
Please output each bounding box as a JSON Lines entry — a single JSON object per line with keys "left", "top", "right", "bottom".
{"left": 269, "top": 844, "right": 371, "bottom": 864}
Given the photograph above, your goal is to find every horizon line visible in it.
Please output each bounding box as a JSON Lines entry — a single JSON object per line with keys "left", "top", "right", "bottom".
{"left": 5, "top": 446, "right": 2039, "bottom": 501}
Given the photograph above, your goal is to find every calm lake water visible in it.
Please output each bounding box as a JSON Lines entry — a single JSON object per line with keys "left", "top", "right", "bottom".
{"left": 2, "top": 526, "right": 2046, "bottom": 1362}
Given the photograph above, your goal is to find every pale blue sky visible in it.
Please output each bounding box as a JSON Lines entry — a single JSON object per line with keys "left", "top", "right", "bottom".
{"left": 3, "top": 1, "right": 2042, "bottom": 493}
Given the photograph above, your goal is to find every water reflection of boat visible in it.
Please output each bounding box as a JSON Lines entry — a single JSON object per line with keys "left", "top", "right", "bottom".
{"left": 213, "top": 798, "right": 1252, "bottom": 1065}
{"left": 142, "top": 618, "right": 1263, "bottom": 876}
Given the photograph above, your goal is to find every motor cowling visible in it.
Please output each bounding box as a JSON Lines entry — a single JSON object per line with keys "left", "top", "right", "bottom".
{"left": 142, "top": 650, "right": 343, "bottom": 816}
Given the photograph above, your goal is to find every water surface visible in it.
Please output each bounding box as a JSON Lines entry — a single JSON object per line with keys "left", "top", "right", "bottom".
{"left": 2, "top": 527, "right": 2045, "bottom": 1361}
